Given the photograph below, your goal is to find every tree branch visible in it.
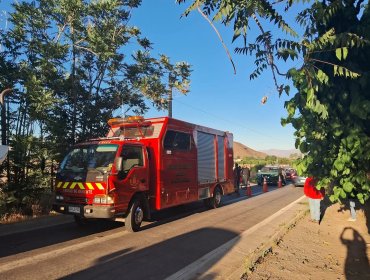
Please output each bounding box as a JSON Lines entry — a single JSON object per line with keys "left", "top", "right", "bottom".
{"left": 73, "top": 44, "right": 99, "bottom": 56}
{"left": 196, "top": 2, "right": 236, "bottom": 74}
{"left": 251, "top": 13, "right": 281, "bottom": 93}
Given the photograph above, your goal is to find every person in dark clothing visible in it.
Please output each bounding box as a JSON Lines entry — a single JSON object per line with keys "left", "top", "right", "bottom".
{"left": 234, "top": 163, "right": 242, "bottom": 194}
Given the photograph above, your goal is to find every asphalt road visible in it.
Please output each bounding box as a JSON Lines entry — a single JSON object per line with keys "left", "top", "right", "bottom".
{"left": 0, "top": 183, "right": 303, "bottom": 280}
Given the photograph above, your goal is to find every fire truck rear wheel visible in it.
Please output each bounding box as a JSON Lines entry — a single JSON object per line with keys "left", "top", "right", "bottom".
{"left": 126, "top": 198, "right": 144, "bottom": 232}
{"left": 208, "top": 187, "right": 222, "bottom": 209}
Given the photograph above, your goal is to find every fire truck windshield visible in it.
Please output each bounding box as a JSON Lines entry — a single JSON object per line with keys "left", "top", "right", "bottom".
{"left": 113, "top": 125, "right": 155, "bottom": 139}
{"left": 60, "top": 144, "right": 118, "bottom": 173}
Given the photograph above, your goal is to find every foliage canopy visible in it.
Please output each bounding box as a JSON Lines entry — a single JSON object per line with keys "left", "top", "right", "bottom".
{"left": 178, "top": 0, "right": 370, "bottom": 203}
{"left": 0, "top": 0, "right": 191, "bottom": 215}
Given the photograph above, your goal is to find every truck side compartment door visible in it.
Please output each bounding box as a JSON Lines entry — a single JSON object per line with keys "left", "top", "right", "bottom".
{"left": 161, "top": 130, "right": 197, "bottom": 208}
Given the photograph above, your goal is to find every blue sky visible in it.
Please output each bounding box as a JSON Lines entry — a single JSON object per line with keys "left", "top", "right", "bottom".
{"left": 131, "top": 1, "right": 298, "bottom": 151}
{"left": 0, "top": 0, "right": 300, "bottom": 151}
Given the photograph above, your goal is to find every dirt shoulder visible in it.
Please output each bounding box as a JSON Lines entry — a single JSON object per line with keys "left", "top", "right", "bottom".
{"left": 244, "top": 199, "right": 370, "bottom": 280}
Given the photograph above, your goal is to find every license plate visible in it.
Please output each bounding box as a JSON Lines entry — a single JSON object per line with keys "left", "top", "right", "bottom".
{"left": 68, "top": 206, "right": 80, "bottom": 214}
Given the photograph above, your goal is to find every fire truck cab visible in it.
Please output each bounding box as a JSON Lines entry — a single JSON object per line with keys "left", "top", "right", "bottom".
{"left": 53, "top": 117, "right": 234, "bottom": 232}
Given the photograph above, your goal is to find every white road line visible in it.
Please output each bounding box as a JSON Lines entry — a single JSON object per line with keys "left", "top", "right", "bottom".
{"left": 165, "top": 195, "right": 306, "bottom": 280}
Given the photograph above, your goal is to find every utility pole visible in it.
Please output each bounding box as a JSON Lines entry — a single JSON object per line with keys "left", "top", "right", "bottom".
{"left": 0, "top": 88, "right": 12, "bottom": 145}
{"left": 0, "top": 88, "right": 12, "bottom": 180}
{"left": 168, "top": 85, "right": 173, "bottom": 118}
{"left": 168, "top": 71, "right": 174, "bottom": 118}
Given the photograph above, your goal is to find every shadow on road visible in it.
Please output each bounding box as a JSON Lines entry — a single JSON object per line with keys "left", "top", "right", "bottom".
{"left": 0, "top": 219, "right": 122, "bottom": 258}
{"left": 340, "top": 227, "right": 370, "bottom": 280}
{"left": 0, "top": 193, "right": 241, "bottom": 259}
{"left": 140, "top": 184, "right": 286, "bottom": 231}
{"left": 0, "top": 184, "right": 291, "bottom": 259}
{"left": 0, "top": 197, "right": 242, "bottom": 259}
{"left": 61, "top": 227, "right": 240, "bottom": 280}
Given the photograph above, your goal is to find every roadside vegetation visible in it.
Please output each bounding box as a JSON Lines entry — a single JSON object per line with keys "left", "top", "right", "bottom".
{"left": 1, "top": 0, "right": 369, "bottom": 223}
{"left": 238, "top": 155, "right": 298, "bottom": 167}
{"left": 178, "top": 0, "right": 370, "bottom": 204}
{"left": 236, "top": 155, "right": 300, "bottom": 183}
{"left": 0, "top": 0, "right": 191, "bottom": 222}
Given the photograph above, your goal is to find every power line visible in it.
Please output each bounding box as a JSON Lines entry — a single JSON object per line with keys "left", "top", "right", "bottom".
{"left": 172, "top": 97, "right": 291, "bottom": 142}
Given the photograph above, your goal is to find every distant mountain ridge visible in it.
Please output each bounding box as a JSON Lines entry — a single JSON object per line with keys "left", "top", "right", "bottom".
{"left": 234, "top": 142, "right": 267, "bottom": 159}
{"left": 234, "top": 142, "right": 301, "bottom": 159}
{"left": 259, "top": 149, "right": 301, "bottom": 158}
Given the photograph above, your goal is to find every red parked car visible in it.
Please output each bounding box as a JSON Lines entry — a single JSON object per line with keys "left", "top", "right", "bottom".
{"left": 284, "top": 169, "right": 296, "bottom": 180}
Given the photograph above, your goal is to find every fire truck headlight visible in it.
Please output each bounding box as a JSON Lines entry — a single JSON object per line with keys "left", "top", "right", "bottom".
{"left": 56, "top": 195, "right": 64, "bottom": 201}
{"left": 93, "top": 195, "right": 114, "bottom": 205}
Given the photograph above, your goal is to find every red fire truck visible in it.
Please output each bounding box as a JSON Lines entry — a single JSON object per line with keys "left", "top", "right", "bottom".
{"left": 53, "top": 116, "right": 235, "bottom": 232}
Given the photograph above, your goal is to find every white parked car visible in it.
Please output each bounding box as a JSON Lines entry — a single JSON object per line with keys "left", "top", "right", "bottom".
{"left": 292, "top": 174, "right": 307, "bottom": 187}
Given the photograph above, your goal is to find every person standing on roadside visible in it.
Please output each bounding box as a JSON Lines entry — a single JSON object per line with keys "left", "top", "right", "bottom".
{"left": 304, "top": 177, "right": 325, "bottom": 223}
{"left": 233, "top": 163, "right": 241, "bottom": 194}
{"left": 243, "top": 166, "right": 251, "bottom": 186}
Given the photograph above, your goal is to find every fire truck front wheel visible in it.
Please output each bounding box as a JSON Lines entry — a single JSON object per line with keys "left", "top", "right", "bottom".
{"left": 125, "top": 198, "right": 144, "bottom": 232}
{"left": 74, "top": 215, "right": 89, "bottom": 226}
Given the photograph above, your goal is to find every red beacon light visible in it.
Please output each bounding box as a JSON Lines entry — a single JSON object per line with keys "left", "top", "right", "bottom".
{"left": 107, "top": 116, "right": 150, "bottom": 128}
{"left": 125, "top": 116, "right": 145, "bottom": 123}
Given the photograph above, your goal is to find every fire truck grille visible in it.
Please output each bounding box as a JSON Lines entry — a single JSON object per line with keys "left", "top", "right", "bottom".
{"left": 66, "top": 197, "right": 90, "bottom": 204}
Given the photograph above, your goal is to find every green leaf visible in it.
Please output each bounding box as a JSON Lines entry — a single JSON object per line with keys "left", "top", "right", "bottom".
{"left": 335, "top": 48, "right": 342, "bottom": 60}
{"left": 343, "top": 182, "right": 354, "bottom": 193}
{"left": 342, "top": 47, "right": 348, "bottom": 59}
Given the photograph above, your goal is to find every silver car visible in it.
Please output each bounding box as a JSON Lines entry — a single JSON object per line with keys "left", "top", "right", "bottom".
{"left": 292, "top": 175, "right": 307, "bottom": 186}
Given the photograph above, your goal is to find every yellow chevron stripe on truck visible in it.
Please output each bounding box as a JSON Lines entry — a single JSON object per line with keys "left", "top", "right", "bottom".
{"left": 56, "top": 182, "right": 106, "bottom": 190}
{"left": 85, "top": 183, "right": 95, "bottom": 190}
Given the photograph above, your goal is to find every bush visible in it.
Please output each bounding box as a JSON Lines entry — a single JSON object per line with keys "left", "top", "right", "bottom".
{"left": 0, "top": 183, "right": 53, "bottom": 222}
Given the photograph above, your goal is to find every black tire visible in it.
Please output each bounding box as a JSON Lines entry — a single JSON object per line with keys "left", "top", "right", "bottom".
{"left": 125, "top": 198, "right": 144, "bottom": 232}
{"left": 203, "top": 198, "right": 210, "bottom": 208}
{"left": 208, "top": 187, "right": 222, "bottom": 209}
{"left": 74, "top": 215, "right": 88, "bottom": 226}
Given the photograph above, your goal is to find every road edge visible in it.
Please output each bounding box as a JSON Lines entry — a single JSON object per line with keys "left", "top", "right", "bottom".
{"left": 0, "top": 214, "right": 73, "bottom": 237}
{"left": 165, "top": 195, "right": 307, "bottom": 280}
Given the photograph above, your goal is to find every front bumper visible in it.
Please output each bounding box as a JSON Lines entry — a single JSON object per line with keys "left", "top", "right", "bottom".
{"left": 257, "top": 175, "right": 279, "bottom": 184}
{"left": 52, "top": 202, "right": 115, "bottom": 219}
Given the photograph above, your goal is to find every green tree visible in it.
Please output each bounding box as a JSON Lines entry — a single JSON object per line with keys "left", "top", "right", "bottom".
{"left": 0, "top": 0, "right": 192, "bottom": 215}
{"left": 284, "top": 1, "right": 370, "bottom": 204}
{"left": 265, "top": 155, "right": 277, "bottom": 165}
{"left": 178, "top": 0, "right": 370, "bottom": 203}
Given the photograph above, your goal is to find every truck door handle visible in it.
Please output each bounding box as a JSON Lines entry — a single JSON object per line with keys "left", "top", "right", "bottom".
{"left": 140, "top": 179, "right": 146, "bottom": 183}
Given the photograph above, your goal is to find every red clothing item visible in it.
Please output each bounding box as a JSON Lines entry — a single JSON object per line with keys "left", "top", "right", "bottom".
{"left": 304, "top": 177, "right": 325, "bottom": 199}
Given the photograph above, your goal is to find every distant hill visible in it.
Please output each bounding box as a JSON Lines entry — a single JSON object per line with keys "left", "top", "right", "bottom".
{"left": 234, "top": 142, "right": 267, "bottom": 159}
{"left": 259, "top": 149, "right": 301, "bottom": 158}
